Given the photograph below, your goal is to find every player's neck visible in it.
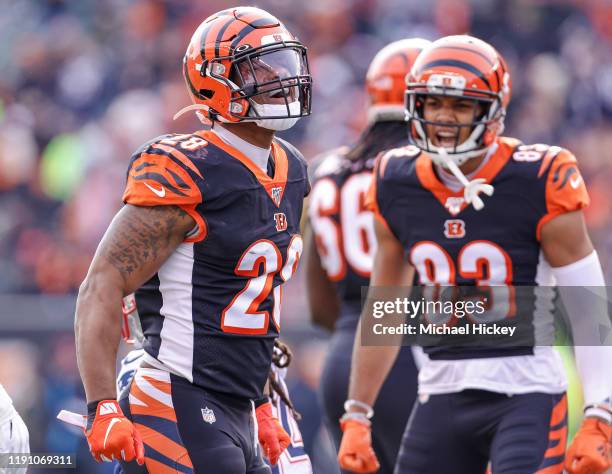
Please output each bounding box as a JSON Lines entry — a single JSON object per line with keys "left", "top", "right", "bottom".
{"left": 217, "top": 122, "right": 275, "bottom": 149}
{"left": 458, "top": 152, "right": 487, "bottom": 175}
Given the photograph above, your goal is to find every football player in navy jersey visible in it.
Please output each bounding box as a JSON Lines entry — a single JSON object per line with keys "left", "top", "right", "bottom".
{"left": 117, "top": 297, "right": 313, "bottom": 474}
{"left": 337, "top": 36, "right": 612, "bottom": 474}
{"left": 306, "top": 38, "right": 429, "bottom": 474}
{"left": 74, "top": 7, "right": 311, "bottom": 473}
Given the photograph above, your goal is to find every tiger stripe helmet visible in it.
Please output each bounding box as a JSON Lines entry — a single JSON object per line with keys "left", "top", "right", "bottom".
{"left": 365, "top": 38, "right": 431, "bottom": 123}
{"left": 180, "top": 7, "right": 312, "bottom": 124}
{"left": 405, "top": 35, "right": 511, "bottom": 164}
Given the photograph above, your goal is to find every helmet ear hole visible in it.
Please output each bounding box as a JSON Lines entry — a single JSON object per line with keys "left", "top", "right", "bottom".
{"left": 200, "top": 89, "right": 214, "bottom": 99}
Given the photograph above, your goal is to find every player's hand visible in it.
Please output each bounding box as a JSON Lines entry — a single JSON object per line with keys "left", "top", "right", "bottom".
{"left": 338, "top": 417, "right": 380, "bottom": 473}
{"left": 565, "top": 417, "right": 611, "bottom": 474}
{"left": 86, "top": 400, "right": 145, "bottom": 464}
{"left": 256, "top": 401, "right": 290, "bottom": 465}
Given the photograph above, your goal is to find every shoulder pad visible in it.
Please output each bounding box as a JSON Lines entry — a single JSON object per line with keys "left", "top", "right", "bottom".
{"left": 274, "top": 136, "right": 307, "bottom": 165}
{"left": 310, "top": 146, "right": 350, "bottom": 180}
{"left": 377, "top": 145, "right": 422, "bottom": 180}
{"left": 123, "top": 134, "right": 205, "bottom": 208}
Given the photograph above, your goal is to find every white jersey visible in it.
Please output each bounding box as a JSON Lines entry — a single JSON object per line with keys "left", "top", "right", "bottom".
{"left": 269, "top": 365, "right": 313, "bottom": 474}
{"left": 0, "top": 385, "right": 14, "bottom": 426}
{"left": 0, "top": 385, "right": 30, "bottom": 474}
{"left": 418, "top": 347, "right": 567, "bottom": 396}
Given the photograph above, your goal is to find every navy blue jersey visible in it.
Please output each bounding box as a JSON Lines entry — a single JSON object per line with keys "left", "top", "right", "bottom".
{"left": 309, "top": 148, "right": 374, "bottom": 301}
{"left": 368, "top": 137, "right": 590, "bottom": 358}
{"left": 308, "top": 138, "right": 410, "bottom": 329}
{"left": 122, "top": 130, "right": 309, "bottom": 400}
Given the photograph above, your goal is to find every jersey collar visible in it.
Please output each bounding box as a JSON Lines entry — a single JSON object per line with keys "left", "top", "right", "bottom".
{"left": 415, "top": 138, "right": 514, "bottom": 216}
{"left": 197, "top": 130, "right": 288, "bottom": 207}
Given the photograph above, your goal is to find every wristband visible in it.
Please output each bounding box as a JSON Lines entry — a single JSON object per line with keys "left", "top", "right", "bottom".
{"left": 340, "top": 412, "right": 372, "bottom": 426}
{"left": 86, "top": 399, "right": 105, "bottom": 430}
{"left": 584, "top": 403, "right": 612, "bottom": 425}
{"left": 343, "top": 399, "right": 374, "bottom": 419}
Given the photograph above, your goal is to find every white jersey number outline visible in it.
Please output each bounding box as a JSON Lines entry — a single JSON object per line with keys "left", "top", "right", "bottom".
{"left": 222, "top": 237, "right": 303, "bottom": 334}
{"left": 309, "top": 172, "right": 376, "bottom": 280}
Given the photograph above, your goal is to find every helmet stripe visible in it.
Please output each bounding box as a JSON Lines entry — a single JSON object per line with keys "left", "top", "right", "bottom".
{"left": 435, "top": 45, "right": 495, "bottom": 67}
{"left": 200, "top": 16, "right": 233, "bottom": 60}
{"left": 230, "top": 24, "right": 258, "bottom": 50}
{"left": 183, "top": 59, "right": 207, "bottom": 101}
{"left": 198, "top": 23, "right": 214, "bottom": 57}
{"left": 234, "top": 8, "right": 279, "bottom": 27}
{"left": 418, "top": 59, "right": 492, "bottom": 90}
{"left": 214, "top": 17, "right": 236, "bottom": 57}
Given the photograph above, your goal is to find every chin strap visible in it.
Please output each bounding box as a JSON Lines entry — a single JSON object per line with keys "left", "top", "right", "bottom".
{"left": 438, "top": 148, "right": 494, "bottom": 211}
{"left": 173, "top": 104, "right": 213, "bottom": 125}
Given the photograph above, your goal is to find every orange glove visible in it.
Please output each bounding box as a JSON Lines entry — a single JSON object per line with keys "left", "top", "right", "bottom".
{"left": 256, "top": 401, "right": 290, "bottom": 465}
{"left": 338, "top": 417, "right": 380, "bottom": 473}
{"left": 86, "top": 400, "right": 145, "bottom": 464}
{"left": 565, "top": 418, "right": 611, "bottom": 474}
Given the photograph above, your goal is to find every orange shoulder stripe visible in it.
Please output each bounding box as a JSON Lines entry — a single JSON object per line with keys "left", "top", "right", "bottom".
{"left": 537, "top": 146, "right": 562, "bottom": 178}
{"left": 151, "top": 143, "right": 204, "bottom": 179}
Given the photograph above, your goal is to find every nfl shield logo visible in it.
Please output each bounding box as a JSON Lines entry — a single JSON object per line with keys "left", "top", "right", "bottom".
{"left": 201, "top": 407, "right": 216, "bottom": 424}
{"left": 445, "top": 197, "right": 465, "bottom": 216}
{"left": 271, "top": 187, "right": 283, "bottom": 207}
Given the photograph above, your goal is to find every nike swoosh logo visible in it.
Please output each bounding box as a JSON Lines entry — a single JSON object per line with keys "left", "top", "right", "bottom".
{"left": 570, "top": 176, "right": 582, "bottom": 189}
{"left": 103, "top": 418, "right": 122, "bottom": 449}
{"left": 144, "top": 182, "right": 166, "bottom": 197}
{"left": 123, "top": 353, "right": 143, "bottom": 364}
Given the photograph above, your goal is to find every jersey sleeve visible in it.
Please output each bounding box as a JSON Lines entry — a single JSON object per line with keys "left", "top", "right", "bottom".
{"left": 122, "top": 139, "right": 207, "bottom": 242}
{"left": 365, "top": 152, "right": 394, "bottom": 234}
{"left": 536, "top": 149, "right": 590, "bottom": 240}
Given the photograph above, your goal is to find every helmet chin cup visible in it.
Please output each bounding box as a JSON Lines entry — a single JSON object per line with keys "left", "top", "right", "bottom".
{"left": 255, "top": 116, "right": 300, "bottom": 131}
{"left": 251, "top": 100, "right": 302, "bottom": 131}
{"left": 428, "top": 146, "right": 482, "bottom": 168}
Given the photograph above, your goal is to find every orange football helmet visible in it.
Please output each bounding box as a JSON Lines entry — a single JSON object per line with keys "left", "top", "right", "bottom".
{"left": 365, "top": 38, "right": 431, "bottom": 123}
{"left": 405, "top": 35, "right": 511, "bottom": 164}
{"left": 177, "top": 7, "right": 311, "bottom": 129}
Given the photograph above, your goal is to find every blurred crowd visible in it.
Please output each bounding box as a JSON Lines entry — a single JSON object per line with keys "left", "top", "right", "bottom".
{"left": 0, "top": 0, "right": 611, "bottom": 295}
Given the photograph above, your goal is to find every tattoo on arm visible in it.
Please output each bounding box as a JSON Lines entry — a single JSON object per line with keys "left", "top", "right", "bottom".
{"left": 100, "top": 205, "right": 194, "bottom": 284}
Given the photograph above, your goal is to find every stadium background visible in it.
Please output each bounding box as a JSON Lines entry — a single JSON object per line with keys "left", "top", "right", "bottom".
{"left": 0, "top": 0, "right": 610, "bottom": 472}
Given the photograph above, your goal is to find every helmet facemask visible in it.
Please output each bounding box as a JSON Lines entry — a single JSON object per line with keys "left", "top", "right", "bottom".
{"left": 214, "top": 43, "right": 311, "bottom": 130}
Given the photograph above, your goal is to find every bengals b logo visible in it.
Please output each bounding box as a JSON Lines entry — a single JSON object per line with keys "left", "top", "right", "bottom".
{"left": 444, "top": 219, "right": 466, "bottom": 239}
{"left": 274, "top": 213, "right": 288, "bottom": 232}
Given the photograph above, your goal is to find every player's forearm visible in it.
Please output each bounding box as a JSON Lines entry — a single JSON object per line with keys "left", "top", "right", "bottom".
{"left": 75, "top": 273, "right": 124, "bottom": 403}
{"left": 347, "top": 323, "right": 401, "bottom": 407}
{"left": 345, "top": 219, "right": 414, "bottom": 408}
{"left": 551, "top": 250, "right": 612, "bottom": 419}
{"left": 304, "top": 227, "right": 340, "bottom": 331}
